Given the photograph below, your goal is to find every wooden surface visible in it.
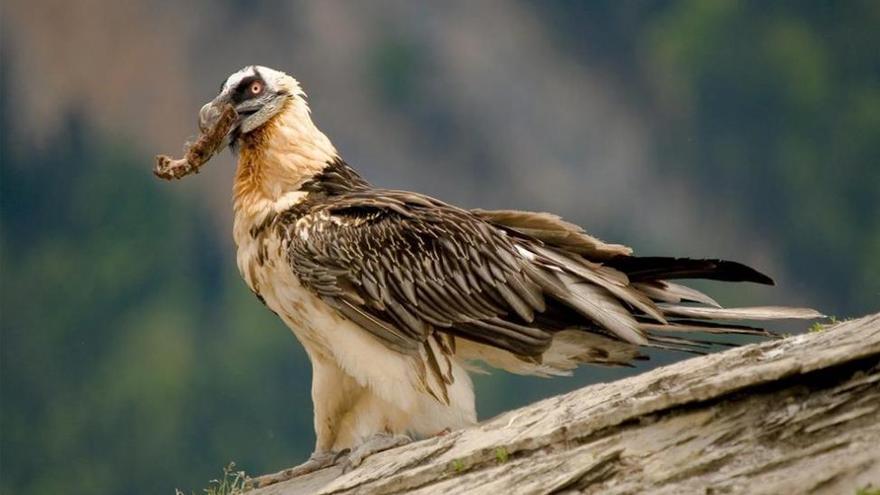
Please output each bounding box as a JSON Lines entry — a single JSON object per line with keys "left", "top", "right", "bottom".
{"left": 247, "top": 313, "right": 880, "bottom": 495}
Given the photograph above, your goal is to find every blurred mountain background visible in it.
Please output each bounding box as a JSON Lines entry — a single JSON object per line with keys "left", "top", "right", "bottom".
{"left": 1, "top": 1, "right": 877, "bottom": 494}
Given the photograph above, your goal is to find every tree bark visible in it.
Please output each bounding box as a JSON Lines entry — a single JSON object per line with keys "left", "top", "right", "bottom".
{"left": 248, "top": 313, "right": 880, "bottom": 495}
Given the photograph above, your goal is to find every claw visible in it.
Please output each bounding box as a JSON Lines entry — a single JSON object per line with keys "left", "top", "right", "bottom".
{"left": 246, "top": 433, "right": 413, "bottom": 487}
{"left": 246, "top": 450, "right": 339, "bottom": 488}
{"left": 339, "top": 433, "right": 412, "bottom": 473}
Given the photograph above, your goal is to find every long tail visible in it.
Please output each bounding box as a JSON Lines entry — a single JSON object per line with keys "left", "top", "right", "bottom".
{"left": 522, "top": 256, "right": 823, "bottom": 374}
{"left": 605, "top": 255, "right": 822, "bottom": 353}
{"left": 472, "top": 208, "right": 824, "bottom": 369}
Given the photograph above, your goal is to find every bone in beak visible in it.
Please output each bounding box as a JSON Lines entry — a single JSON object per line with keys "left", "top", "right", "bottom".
{"left": 154, "top": 103, "right": 238, "bottom": 181}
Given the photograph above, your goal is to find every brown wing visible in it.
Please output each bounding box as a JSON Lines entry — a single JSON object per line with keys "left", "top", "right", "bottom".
{"left": 287, "top": 191, "right": 548, "bottom": 357}
{"left": 284, "top": 190, "right": 668, "bottom": 355}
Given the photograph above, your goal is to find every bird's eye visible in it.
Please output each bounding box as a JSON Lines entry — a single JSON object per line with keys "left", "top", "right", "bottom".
{"left": 250, "top": 81, "right": 263, "bottom": 95}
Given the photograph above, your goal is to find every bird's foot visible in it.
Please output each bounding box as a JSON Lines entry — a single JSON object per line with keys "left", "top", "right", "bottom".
{"left": 246, "top": 450, "right": 338, "bottom": 489}
{"left": 245, "top": 433, "right": 412, "bottom": 487}
{"left": 339, "top": 432, "right": 412, "bottom": 473}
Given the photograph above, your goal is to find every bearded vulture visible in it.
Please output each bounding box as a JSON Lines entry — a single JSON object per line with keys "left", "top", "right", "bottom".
{"left": 181, "top": 66, "right": 820, "bottom": 484}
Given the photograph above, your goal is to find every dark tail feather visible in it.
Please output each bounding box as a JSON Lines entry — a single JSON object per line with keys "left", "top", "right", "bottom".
{"left": 607, "top": 256, "right": 775, "bottom": 285}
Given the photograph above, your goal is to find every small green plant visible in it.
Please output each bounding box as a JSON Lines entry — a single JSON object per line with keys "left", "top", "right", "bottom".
{"left": 175, "top": 462, "right": 248, "bottom": 495}
{"left": 810, "top": 316, "right": 841, "bottom": 334}
{"left": 856, "top": 484, "right": 880, "bottom": 495}
{"left": 494, "top": 446, "right": 509, "bottom": 464}
{"left": 451, "top": 458, "right": 465, "bottom": 473}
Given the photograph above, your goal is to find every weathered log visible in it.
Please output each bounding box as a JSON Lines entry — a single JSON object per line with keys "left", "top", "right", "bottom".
{"left": 248, "top": 313, "right": 880, "bottom": 495}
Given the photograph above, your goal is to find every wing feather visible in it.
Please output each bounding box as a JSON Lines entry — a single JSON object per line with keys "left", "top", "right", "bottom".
{"left": 287, "top": 193, "right": 559, "bottom": 357}
{"left": 659, "top": 305, "right": 824, "bottom": 320}
{"left": 634, "top": 281, "right": 722, "bottom": 308}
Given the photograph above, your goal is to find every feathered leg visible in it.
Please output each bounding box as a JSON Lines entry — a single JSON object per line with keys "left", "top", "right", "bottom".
{"left": 250, "top": 355, "right": 359, "bottom": 488}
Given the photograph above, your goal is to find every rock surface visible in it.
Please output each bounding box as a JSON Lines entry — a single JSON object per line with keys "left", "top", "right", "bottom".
{"left": 248, "top": 313, "right": 880, "bottom": 495}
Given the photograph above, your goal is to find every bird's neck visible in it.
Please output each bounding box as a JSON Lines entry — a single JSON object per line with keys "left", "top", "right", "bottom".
{"left": 232, "top": 102, "right": 335, "bottom": 222}
{"left": 231, "top": 102, "right": 368, "bottom": 244}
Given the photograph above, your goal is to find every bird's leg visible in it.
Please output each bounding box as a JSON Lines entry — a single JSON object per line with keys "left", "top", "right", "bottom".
{"left": 339, "top": 432, "right": 413, "bottom": 473}
{"left": 246, "top": 450, "right": 339, "bottom": 488}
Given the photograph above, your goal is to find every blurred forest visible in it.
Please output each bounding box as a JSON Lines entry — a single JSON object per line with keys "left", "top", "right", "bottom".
{"left": 1, "top": 1, "right": 878, "bottom": 494}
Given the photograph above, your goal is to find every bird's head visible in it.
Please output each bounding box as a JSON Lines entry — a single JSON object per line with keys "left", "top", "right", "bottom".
{"left": 196, "top": 66, "right": 337, "bottom": 208}
{"left": 199, "top": 65, "right": 306, "bottom": 148}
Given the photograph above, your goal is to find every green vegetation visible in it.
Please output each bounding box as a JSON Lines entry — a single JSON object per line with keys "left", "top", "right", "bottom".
{"left": 856, "top": 484, "right": 880, "bottom": 495}
{"left": 175, "top": 463, "right": 248, "bottom": 495}
{"left": 813, "top": 316, "right": 842, "bottom": 332}
{"left": 494, "top": 447, "right": 510, "bottom": 464}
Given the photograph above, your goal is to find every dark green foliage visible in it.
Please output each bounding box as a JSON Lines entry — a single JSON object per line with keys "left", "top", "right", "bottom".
{"left": 646, "top": 1, "right": 880, "bottom": 315}
{"left": 544, "top": 1, "right": 880, "bottom": 315}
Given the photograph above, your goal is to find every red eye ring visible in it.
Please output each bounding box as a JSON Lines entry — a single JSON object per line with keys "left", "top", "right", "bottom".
{"left": 250, "top": 81, "right": 263, "bottom": 94}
